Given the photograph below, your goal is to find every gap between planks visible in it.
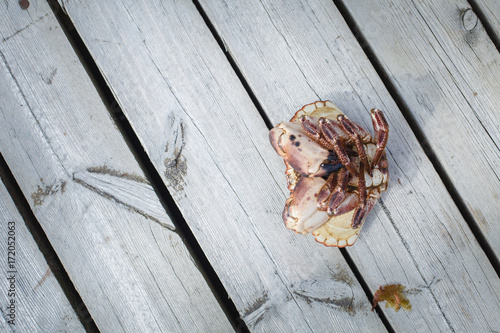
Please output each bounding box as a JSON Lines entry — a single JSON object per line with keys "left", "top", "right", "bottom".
{"left": 331, "top": 0, "right": 500, "bottom": 278}
{"left": 0, "top": 153, "right": 99, "bottom": 332}
{"left": 191, "top": 0, "right": 395, "bottom": 330}
{"left": 468, "top": 0, "right": 500, "bottom": 51}
{"left": 47, "top": 2, "right": 248, "bottom": 331}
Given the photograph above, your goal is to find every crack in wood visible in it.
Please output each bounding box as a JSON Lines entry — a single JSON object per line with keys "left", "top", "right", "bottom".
{"left": 292, "top": 270, "right": 359, "bottom": 316}
{"left": 87, "top": 165, "right": 148, "bottom": 184}
{"left": 293, "top": 291, "right": 357, "bottom": 316}
{"left": 72, "top": 174, "right": 175, "bottom": 231}
{"left": 242, "top": 292, "right": 271, "bottom": 328}
{"left": 1, "top": 13, "right": 50, "bottom": 43}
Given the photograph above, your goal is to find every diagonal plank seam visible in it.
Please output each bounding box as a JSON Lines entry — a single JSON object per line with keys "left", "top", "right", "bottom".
{"left": 414, "top": 4, "right": 500, "bottom": 158}
{"left": 190, "top": 0, "right": 404, "bottom": 331}
{"left": 332, "top": 0, "right": 500, "bottom": 278}
{"left": 467, "top": 0, "right": 500, "bottom": 51}
{"left": 46, "top": 1, "right": 248, "bottom": 331}
{"left": 258, "top": 0, "right": 322, "bottom": 101}
{"left": 192, "top": 2, "right": 273, "bottom": 130}
{"left": 339, "top": 247, "right": 395, "bottom": 333}
{"left": 0, "top": 154, "right": 100, "bottom": 332}
{"left": 72, "top": 175, "right": 175, "bottom": 231}
{"left": 191, "top": 0, "right": 395, "bottom": 331}
{"left": 379, "top": 200, "right": 455, "bottom": 332}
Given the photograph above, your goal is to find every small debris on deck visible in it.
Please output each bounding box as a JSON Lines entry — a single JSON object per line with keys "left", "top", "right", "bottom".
{"left": 372, "top": 284, "right": 412, "bottom": 312}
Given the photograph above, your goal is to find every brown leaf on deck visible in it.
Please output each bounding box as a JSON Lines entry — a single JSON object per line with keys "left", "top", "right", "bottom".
{"left": 371, "top": 284, "right": 411, "bottom": 312}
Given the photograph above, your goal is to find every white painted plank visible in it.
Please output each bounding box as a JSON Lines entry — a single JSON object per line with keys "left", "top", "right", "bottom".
{"left": 0, "top": 2, "right": 232, "bottom": 332}
{"left": 59, "top": 0, "right": 387, "bottom": 331}
{"left": 0, "top": 179, "right": 85, "bottom": 332}
{"left": 340, "top": 0, "right": 500, "bottom": 258}
{"left": 197, "top": 0, "right": 500, "bottom": 331}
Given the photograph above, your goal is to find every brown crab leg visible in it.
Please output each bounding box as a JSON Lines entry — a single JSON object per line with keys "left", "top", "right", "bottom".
{"left": 331, "top": 193, "right": 358, "bottom": 216}
{"left": 317, "top": 172, "right": 337, "bottom": 211}
{"left": 371, "top": 109, "right": 389, "bottom": 168}
{"left": 298, "top": 116, "right": 335, "bottom": 150}
{"left": 318, "top": 118, "right": 359, "bottom": 177}
{"left": 299, "top": 116, "right": 339, "bottom": 147}
{"left": 327, "top": 168, "right": 349, "bottom": 216}
{"left": 351, "top": 162, "right": 367, "bottom": 228}
{"left": 338, "top": 115, "right": 371, "bottom": 176}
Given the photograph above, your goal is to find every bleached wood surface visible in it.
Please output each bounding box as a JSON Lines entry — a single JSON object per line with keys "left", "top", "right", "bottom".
{"left": 340, "top": 0, "right": 500, "bottom": 258}
{"left": 0, "top": 2, "right": 232, "bottom": 332}
{"left": 55, "top": 0, "right": 500, "bottom": 332}
{"left": 0, "top": 180, "right": 85, "bottom": 332}
{"left": 0, "top": 0, "right": 498, "bottom": 332}
{"left": 475, "top": 0, "right": 500, "bottom": 39}
{"left": 197, "top": 0, "right": 500, "bottom": 331}
{"left": 58, "top": 0, "right": 387, "bottom": 332}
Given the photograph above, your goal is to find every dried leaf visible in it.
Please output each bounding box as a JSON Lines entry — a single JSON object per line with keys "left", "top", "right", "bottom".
{"left": 371, "top": 284, "right": 411, "bottom": 312}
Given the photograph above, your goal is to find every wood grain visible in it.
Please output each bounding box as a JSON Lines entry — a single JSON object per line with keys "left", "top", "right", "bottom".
{"left": 340, "top": 0, "right": 500, "bottom": 258}
{"left": 0, "top": 180, "right": 85, "bottom": 332}
{"left": 0, "top": 2, "right": 232, "bottom": 332}
{"left": 198, "top": 0, "right": 500, "bottom": 331}
{"left": 58, "top": 0, "right": 388, "bottom": 331}
{"left": 474, "top": 0, "right": 500, "bottom": 41}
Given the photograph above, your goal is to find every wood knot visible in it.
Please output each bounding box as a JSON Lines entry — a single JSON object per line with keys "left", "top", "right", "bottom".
{"left": 19, "top": 0, "right": 29, "bottom": 10}
{"left": 461, "top": 8, "right": 478, "bottom": 31}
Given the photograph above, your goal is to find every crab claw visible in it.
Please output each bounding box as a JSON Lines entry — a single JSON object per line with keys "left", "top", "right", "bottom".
{"left": 283, "top": 177, "right": 331, "bottom": 234}
{"left": 269, "top": 122, "right": 342, "bottom": 177}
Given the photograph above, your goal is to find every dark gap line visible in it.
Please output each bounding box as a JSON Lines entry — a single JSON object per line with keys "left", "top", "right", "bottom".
{"left": 46, "top": 1, "right": 247, "bottom": 332}
{"left": 0, "top": 153, "right": 100, "bottom": 332}
{"left": 467, "top": 0, "right": 500, "bottom": 52}
{"left": 192, "top": 0, "right": 398, "bottom": 330}
{"left": 192, "top": 0, "right": 274, "bottom": 131}
{"left": 340, "top": 248, "right": 395, "bottom": 333}
{"left": 332, "top": 0, "right": 500, "bottom": 279}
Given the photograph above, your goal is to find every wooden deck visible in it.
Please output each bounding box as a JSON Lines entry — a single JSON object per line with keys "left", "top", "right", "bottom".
{"left": 1, "top": 0, "right": 499, "bottom": 332}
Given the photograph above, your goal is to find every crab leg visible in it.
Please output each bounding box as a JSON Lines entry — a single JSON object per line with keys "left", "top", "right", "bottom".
{"left": 332, "top": 193, "right": 359, "bottom": 216}
{"left": 317, "top": 172, "right": 337, "bottom": 211}
{"left": 327, "top": 168, "right": 349, "bottom": 216}
{"left": 338, "top": 115, "right": 371, "bottom": 175}
{"left": 370, "top": 109, "right": 389, "bottom": 168}
{"left": 351, "top": 162, "right": 367, "bottom": 228}
{"left": 352, "top": 191, "right": 380, "bottom": 230}
{"left": 318, "top": 118, "right": 359, "bottom": 176}
{"left": 298, "top": 116, "right": 334, "bottom": 149}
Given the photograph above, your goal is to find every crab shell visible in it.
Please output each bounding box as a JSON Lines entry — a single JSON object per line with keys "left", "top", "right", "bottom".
{"left": 269, "top": 101, "right": 346, "bottom": 190}
{"left": 270, "top": 101, "right": 388, "bottom": 247}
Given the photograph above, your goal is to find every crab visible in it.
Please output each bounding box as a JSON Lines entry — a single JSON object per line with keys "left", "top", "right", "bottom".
{"left": 269, "top": 101, "right": 389, "bottom": 247}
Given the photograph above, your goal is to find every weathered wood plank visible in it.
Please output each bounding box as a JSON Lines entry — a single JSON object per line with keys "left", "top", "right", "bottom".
{"left": 340, "top": 0, "right": 500, "bottom": 258}
{"left": 197, "top": 0, "right": 500, "bottom": 331}
{"left": 0, "top": 179, "right": 85, "bottom": 332}
{"left": 0, "top": 2, "right": 232, "bottom": 332}
{"left": 474, "top": 0, "right": 500, "bottom": 40}
{"left": 59, "top": 0, "right": 387, "bottom": 331}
